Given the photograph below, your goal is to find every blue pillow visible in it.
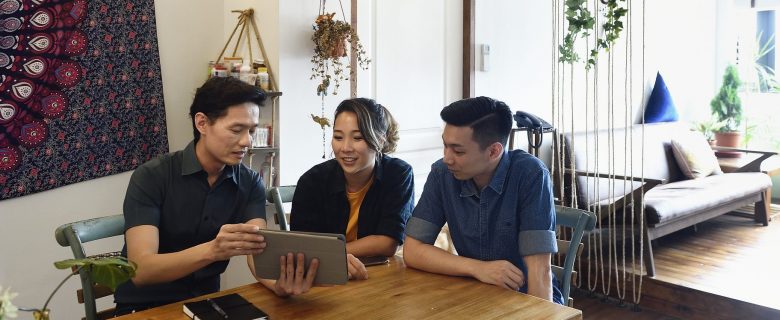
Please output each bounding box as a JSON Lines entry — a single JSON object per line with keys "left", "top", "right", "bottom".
{"left": 643, "top": 72, "right": 679, "bottom": 123}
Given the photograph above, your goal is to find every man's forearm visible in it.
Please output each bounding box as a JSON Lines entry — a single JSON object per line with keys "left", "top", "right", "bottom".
{"left": 526, "top": 271, "right": 553, "bottom": 301}
{"left": 131, "top": 243, "right": 216, "bottom": 286}
{"left": 346, "top": 235, "right": 398, "bottom": 257}
{"left": 523, "top": 253, "right": 553, "bottom": 301}
{"left": 403, "top": 236, "right": 479, "bottom": 278}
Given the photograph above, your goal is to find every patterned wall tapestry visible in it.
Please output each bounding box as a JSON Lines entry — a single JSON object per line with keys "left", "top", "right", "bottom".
{"left": 0, "top": 0, "right": 168, "bottom": 200}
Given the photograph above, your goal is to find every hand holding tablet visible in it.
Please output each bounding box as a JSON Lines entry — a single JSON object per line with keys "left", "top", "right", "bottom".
{"left": 252, "top": 230, "right": 349, "bottom": 285}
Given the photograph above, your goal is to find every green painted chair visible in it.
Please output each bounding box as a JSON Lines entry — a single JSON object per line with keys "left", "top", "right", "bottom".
{"left": 54, "top": 215, "right": 125, "bottom": 320}
{"left": 553, "top": 205, "right": 596, "bottom": 307}
{"left": 266, "top": 185, "right": 295, "bottom": 231}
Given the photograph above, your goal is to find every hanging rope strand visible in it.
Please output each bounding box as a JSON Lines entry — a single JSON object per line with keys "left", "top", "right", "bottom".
{"left": 619, "top": 0, "right": 630, "bottom": 302}
{"left": 625, "top": 0, "right": 640, "bottom": 304}
{"left": 338, "top": 0, "right": 347, "bottom": 22}
{"left": 557, "top": 0, "right": 566, "bottom": 210}
{"left": 551, "top": 0, "right": 559, "bottom": 202}
{"left": 635, "top": 0, "right": 647, "bottom": 305}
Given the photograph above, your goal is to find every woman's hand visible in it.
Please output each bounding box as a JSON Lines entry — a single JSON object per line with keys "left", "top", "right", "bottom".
{"left": 347, "top": 254, "right": 368, "bottom": 280}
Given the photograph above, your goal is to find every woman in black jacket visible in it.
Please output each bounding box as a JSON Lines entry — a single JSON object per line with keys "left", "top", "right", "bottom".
{"left": 291, "top": 98, "right": 414, "bottom": 279}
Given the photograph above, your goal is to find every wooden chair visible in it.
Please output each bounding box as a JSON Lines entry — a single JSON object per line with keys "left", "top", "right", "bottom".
{"left": 266, "top": 186, "right": 295, "bottom": 231}
{"left": 553, "top": 205, "right": 596, "bottom": 307}
{"left": 54, "top": 215, "right": 125, "bottom": 320}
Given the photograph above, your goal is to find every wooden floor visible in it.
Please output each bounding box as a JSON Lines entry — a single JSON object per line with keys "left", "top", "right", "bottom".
{"left": 652, "top": 210, "right": 780, "bottom": 310}
{"left": 570, "top": 205, "right": 780, "bottom": 319}
{"left": 572, "top": 289, "right": 679, "bottom": 320}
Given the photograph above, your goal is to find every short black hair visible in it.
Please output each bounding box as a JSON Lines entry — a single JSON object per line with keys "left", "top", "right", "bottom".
{"left": 440, "top": 96, "right": 512, "bottom": 149}
{"left": 189, "top": 77, "right": 266, "bottom": 142}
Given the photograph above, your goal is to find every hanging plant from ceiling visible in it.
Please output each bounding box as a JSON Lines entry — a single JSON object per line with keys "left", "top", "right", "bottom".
{"left": 559, "top": 0, "right": 595, "bottom": 65}
{"left": 559, "top": 0, "right": 627, "bottom": 69}
{"left": 310, "top": 9, "right": 370, "bottom": 96}
{"left": 309, "top": 0, "right": 371, "bottom": 158}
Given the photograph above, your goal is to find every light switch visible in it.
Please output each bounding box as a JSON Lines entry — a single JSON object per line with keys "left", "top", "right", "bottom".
{"left": 481, "top": 44, "right": 490, "bottom": 71}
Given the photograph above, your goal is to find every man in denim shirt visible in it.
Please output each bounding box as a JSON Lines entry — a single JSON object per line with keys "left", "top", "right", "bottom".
{"left": 404, "top": 97, "right": 563, "bottom": 304}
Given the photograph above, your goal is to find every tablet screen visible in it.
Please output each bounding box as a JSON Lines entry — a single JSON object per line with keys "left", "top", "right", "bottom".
{"left": 252, "top": 230, "right": 348, "bottom": 285}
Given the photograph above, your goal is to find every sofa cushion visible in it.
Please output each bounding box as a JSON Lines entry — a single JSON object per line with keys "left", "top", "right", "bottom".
{"left": 565, "top": 122, "right": 687, "bottom": 208}
{"left": 671, "top": 131, "right": 723, "bottom": 179}
{"left": 643, "top": 72, "right": 679, "bottom": 123}
{"left": 644, "top": 172, "right": 771, "bottom": 225}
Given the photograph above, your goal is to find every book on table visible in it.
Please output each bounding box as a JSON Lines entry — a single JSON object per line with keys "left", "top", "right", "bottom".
{"left": 182, "top": 293, "right": 268, "bottom": 320}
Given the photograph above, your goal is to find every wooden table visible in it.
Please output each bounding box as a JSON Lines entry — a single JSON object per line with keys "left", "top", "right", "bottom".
{"left": 717, "top": 151, "right": 780, "bottom": 224}
{"left": 717, "top": 152, "right": 780, "bottom": 175}
{"left": 114, "top": 256, "right": 582, "bottom": 319}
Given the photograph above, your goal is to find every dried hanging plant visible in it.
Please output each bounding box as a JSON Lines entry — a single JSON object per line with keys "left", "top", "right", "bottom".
{"left": 310, "top": 12, "right": 370, "bottom": 96}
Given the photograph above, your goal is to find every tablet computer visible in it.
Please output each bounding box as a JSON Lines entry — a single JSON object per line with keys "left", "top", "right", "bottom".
{"left": 252, "top": 229, "right": 348, "bottom": 285}
{"left": 357, "top": 256, "right": 390, "bottom": 266}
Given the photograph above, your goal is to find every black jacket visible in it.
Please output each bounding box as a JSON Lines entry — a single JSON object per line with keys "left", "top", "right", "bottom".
{"left": 290, "top": 155, "right": 414, "bottom": 244}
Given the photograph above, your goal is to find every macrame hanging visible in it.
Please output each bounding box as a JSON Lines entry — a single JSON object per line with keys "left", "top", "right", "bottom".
{"left": 552, "top": 0, "right": 645, "bottom": 308}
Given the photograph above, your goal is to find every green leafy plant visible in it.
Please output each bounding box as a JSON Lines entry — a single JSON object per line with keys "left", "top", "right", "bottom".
{"left": 24, "top": 257, "right": 136, "bottom": 320}
{"left": 588, "top": 0, "right": 628, "bottom": 68}
{"left": 692, "top": 116, "right": 727, "bottom": 141}
{"left": 559, "top": 0, "right": 595, "bottom": 64}
{"left": 746, "top": 32, "right": 780, "bottom": 93}
{"left": 710, "top": 64, "right": 743, "bottom": 132}
{"left": 560, "top": 0, "right": 627, "bottom": 69}
{"left": 310, "top": 12, "right": 370, "bottom": 96}
{"left": 743, "top": 122, "right": 757, "bottom": 147}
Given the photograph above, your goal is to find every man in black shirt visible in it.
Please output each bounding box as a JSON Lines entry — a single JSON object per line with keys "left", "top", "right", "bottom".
{"left": 114, "top": 77, "right": 316, "bottom": 314}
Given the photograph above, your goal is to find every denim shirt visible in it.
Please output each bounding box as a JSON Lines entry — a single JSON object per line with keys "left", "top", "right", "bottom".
{"left": 406, "top": 149, "right": 562, "bottom": 304}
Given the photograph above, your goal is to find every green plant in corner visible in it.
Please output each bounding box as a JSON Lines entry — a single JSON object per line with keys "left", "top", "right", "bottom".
{"left": 692, "top": 116, "right": 727, "bottom": 142}
{"left": 710, "top": 64, "right": 743, "bottom": 132}
{"left": 746, "top": 32, "right": 780, "bottom": 93}
{"left": 24, "top": 256, "right": 136, "bottom": 320}
{"left": 310, "top": 12, "right": 370, "bottom": 96}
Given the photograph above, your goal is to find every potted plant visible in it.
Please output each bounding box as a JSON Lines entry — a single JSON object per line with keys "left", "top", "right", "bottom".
{"left": 19, "top": 256, "right": 136, "bottom": 320}
{"left": 310, "top": 12, "right": 370, "bottom": 96}
{"left": 692, "top": 116, "right": 727, "bottom": 147}
{"left": 710, "top": 64, "right": 743, "bottom": 149}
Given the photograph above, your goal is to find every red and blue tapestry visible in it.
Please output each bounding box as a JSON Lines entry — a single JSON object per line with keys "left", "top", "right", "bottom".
{"left": 0, "top": 0, "right": 168, "bottom": 200}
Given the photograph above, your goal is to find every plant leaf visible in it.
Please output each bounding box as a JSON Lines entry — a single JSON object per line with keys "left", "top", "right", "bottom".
{"left": 54, "top": 257, "right": 137, "bottom": 291}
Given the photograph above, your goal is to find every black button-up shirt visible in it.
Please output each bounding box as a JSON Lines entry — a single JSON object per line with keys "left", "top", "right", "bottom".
{"left": 290, "top": 155, "right": 414, "bottom": 244}
{"left": 115, "top": 141, "right": 265, "bottom": 305}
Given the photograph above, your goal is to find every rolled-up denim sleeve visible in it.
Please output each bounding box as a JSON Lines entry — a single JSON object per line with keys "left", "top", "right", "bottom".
{"left": 405, "top": 164, "right": 446, "bottom": 244}
{"left": 517, "top": 166, "right": 557, "bottom": 256}
{"left": 518, "top": 230, "right": 557, "bottom": 256}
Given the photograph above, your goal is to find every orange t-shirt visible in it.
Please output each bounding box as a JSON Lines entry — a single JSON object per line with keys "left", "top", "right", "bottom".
{"left": 345, "top": 179, "right": 374, "bottom": 242}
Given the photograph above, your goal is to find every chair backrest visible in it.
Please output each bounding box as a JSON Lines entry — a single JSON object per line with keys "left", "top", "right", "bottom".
{"left": 553, "top": 205, "right": 596, "bottom": 307}
{"left": 266, "top": 185, "right": 295, "bottom": 231}
{"left": 54, "top": 215, "right": 125, "bottom": 320}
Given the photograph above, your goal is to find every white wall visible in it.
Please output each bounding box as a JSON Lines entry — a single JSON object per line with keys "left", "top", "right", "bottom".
{"left": 0, "top": 1, "right": 222, "bottom": 317}
{"left": 474, "top": 0, "right": 719, "bottom": 166}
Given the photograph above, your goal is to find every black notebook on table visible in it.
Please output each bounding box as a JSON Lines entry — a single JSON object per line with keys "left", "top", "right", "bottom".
{"left": 182, "top": 293, "right": 269, "bottom": 320}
